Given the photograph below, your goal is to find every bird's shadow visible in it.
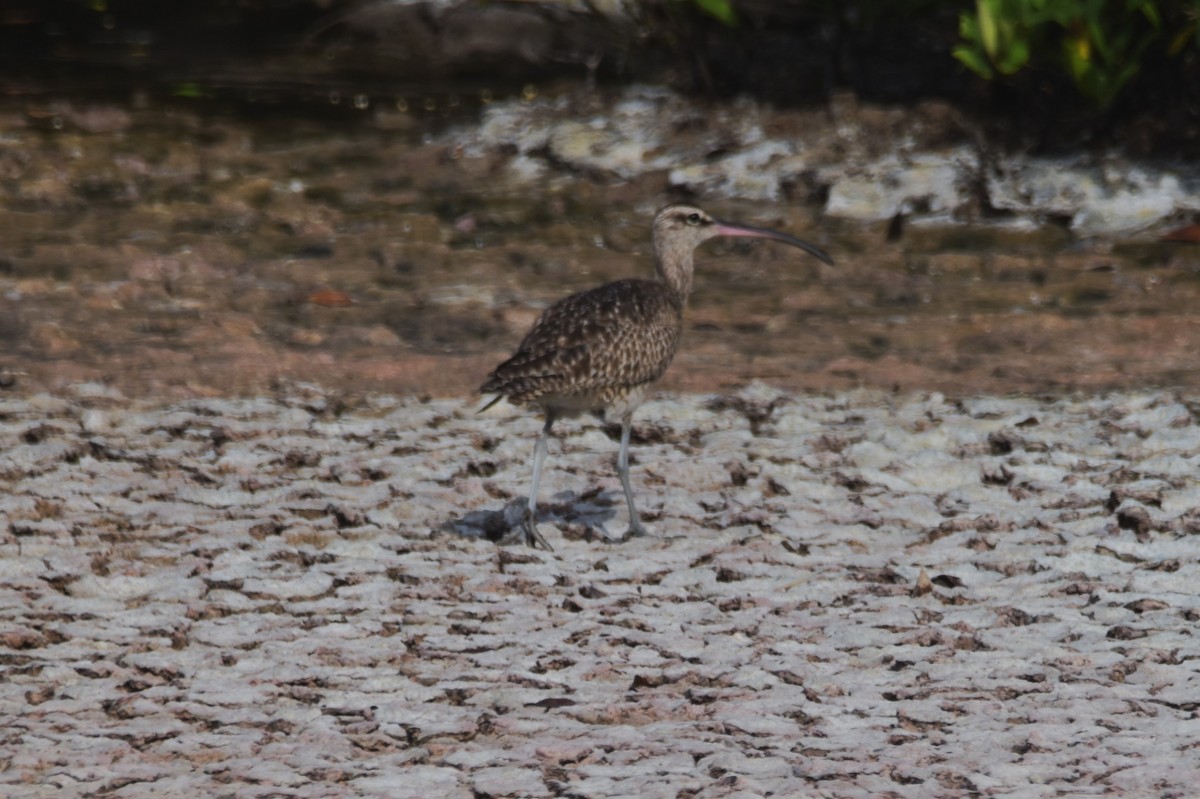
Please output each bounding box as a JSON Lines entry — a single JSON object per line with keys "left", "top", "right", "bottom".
{"left": 447, "top": 488, "right": 624, "bottom": 545}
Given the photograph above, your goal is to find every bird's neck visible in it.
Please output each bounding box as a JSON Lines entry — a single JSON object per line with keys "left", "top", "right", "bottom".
{"left": 653, "top": 245, "right": 694, "bottom": 300}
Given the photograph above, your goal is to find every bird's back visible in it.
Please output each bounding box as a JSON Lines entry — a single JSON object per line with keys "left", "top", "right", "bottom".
{"left": 481, "top": 279, "right": 683, "bottom": 412}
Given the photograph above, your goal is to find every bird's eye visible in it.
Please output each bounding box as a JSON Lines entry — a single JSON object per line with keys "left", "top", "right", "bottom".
{"left": 685, "top": 213, "right": 702, "bottom": 226}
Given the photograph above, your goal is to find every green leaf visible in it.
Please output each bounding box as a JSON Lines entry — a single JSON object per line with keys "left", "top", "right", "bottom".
{"left": 953, "top": 45, "right": 995, "bottom": 78}
{"left": 978, "top": 0, "right": 1000, "bottom": 57}
{"left": 996, "top": 37, "right": 1031, "bottom": 73}
{"left": 959, "top": 12, "right": 982, "bottom": 45}
{"left": 171, "top": 82, "right": 212, "bottom": 99}
{"left": 692, "top": 0, "right": 737, "bottom": 26}
{"left": 1063, "top": 35, "right": 1091, "bottom": 84}
{"left": 1136, "top": 0, "right": 1161, "bottom": 28}
{"left": 1167, "top": 22, "right": 1195, "bottom": 56}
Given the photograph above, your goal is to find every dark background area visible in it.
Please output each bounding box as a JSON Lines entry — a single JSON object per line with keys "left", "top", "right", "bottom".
{"left": 1, "top": 0, "right": 1198, "bottom": 155}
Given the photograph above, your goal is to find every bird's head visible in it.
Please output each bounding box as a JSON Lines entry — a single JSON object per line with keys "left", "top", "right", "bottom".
{"left": 652, "top": 204, "right": 834, "bottom": 266}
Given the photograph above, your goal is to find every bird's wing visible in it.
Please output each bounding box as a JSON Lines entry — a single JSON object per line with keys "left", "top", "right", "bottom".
{"left": 482, "top": 280, "right": 682, "bottom": 401}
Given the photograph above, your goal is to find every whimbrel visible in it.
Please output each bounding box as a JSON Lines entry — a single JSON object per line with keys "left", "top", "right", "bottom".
{"left": 480, "top": 204, "right": 834, "bottom": 548}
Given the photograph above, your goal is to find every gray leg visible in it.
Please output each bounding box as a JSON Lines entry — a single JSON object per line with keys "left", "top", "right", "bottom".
{"left": 523, "top": 412, "right": 555, "bottom": 550}
{"left": 617, "top": 415, "right": 648, "bottom": 537}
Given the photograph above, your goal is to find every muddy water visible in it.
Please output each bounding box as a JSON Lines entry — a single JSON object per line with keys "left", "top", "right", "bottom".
{"left": 0, "top": 95, "right": 1196, "bottom": 400}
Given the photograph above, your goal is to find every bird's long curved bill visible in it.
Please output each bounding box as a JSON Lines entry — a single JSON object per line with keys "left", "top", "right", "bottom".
{"left": 714, "top": 220, "right": 835, "bottom": 266}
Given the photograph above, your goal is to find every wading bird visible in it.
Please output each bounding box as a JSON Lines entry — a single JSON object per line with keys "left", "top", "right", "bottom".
{"left": 480, "top": 204, "right": 833, "bottom": 549}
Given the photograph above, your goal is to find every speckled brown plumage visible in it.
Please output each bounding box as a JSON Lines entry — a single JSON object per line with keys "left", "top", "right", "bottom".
{"left": 480, "top": 278, "right": 682, "bottom": 416}
{"left": 481, "top": 203, "right": 833, "bottom": 549}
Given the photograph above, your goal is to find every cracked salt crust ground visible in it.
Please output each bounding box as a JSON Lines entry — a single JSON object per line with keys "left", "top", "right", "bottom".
{"left": 1, "top": 384, "right": 1198, "bottom": 798}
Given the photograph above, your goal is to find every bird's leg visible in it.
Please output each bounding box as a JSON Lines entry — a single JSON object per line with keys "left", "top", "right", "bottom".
{"left": 617, "top": 415, "right": 648, "bottom": 538}
{"left": 523, "top": 411, "right": 555, "bottom": 550}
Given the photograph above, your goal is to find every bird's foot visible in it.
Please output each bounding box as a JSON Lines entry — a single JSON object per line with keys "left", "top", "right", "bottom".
{"left": 522, "top": 515, "right": 554, "bottom": 551}
{"left": 620, "top": 519, "right": 649, "bottom": 541}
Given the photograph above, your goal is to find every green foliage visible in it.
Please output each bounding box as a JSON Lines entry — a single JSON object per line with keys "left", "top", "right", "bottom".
{"left": 681, "top": 0, "right": 738, "bottom": 26}
{"left": 953, "top": 0, "right": 1199, "bottom": 107}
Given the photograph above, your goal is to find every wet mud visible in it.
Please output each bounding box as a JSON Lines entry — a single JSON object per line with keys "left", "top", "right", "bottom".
{"left": 2, "top": 86, "right": 1199, "bottom": 799}
{"left": 2, "top": 386, "right": 1198, "bottom": 796}
{"left": 0, "top": 93, "right": 1196, "bottom": 401}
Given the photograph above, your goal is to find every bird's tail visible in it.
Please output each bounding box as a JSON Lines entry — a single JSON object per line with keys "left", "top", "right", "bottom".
{"left": 476, "top": 394, "right": 504, "bottom": 414}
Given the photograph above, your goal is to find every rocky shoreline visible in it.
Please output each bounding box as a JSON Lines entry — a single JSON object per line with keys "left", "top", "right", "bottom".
{"left": 465, "top": 86, "right": 1200, "bottom": 237}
